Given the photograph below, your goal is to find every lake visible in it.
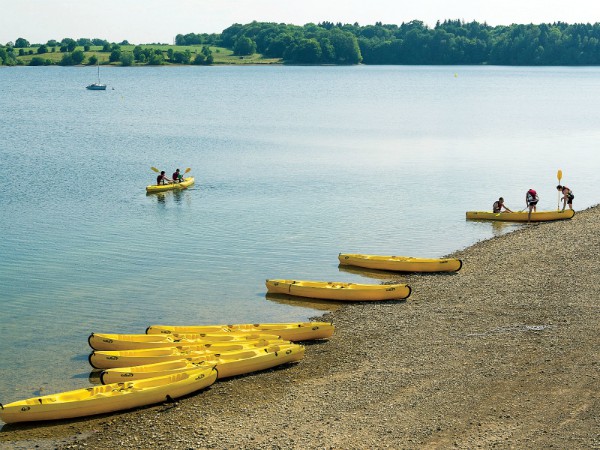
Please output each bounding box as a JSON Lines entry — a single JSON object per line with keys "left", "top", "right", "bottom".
{"left": 0, "top": 65, "right": 599, "bottom": 406}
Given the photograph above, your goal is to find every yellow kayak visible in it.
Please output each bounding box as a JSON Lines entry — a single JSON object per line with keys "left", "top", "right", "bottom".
{"left": 466, "top": 209, "right": 574, "bottom": 222}
{"left": 146, "top": 321, "right": 335, "bottom": 342}
{"left": 146, "top": 177, "right": 195, "bottom": 193}
{"left": 89, "top": 339, "right": 287, "bottom": 369}
{"left": 338, "top": 253, "right": 462, "bottom": 273}
{"left": 265, "top": 279, "right": 411, "bottom": 301}
{"left": 88, "top": 332, "right": 280, "bottom": 351}
{"left": 0, "top": 366, "right": 216, "bottom": 424}
{"left": 100, "top": 343, "right": 304, "bottom": 384}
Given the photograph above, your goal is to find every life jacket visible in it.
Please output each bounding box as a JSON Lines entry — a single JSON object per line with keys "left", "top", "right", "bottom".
{"left": 527, "top": 189, "right": 538, "bottom": 203}
{"left": 492, "top": 201, "right": 501, "bottom": 213}
{"left": 563, "top": 186, "right": 574, "bottom": 199}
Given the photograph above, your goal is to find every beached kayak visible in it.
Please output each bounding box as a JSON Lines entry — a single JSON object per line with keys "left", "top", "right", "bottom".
{"left": 88, "top": 332, "right": 280, "bottom": 351}
{"left": 466, "top": 209, "right": 575, "bottom": 222}
{"left": 265, "top": 279, "right": 411, "bottom": 301}
{"left": 146, "top": 322, "right": 335, "bottom": 342}
{"left": 0, "top": 366, "right": 216, "bottom": 424}
{"left": 89, "top": 339, "right": 287, "bottom": 369}
{"left": 100, "top": 343, "right": 304, "bottom": 384}
{"left": 338, "top": 253, "right": 462, "bottom": 272}
{"left": 146, "top": 177, "right": 195, "bottom": 193}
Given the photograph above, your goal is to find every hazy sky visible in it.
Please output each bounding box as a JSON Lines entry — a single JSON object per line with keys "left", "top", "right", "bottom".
{"left": 2, "top": 0, "right": 599, "bottom": 45}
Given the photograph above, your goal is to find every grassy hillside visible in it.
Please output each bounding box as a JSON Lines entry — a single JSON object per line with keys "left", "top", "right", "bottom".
{"left": 14, "top": 44, "right": 281, "bottom": 65}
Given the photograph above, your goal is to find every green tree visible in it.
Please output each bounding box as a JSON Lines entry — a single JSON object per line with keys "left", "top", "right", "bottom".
{"left": 37, "top": 45, "right": 48, "bottom": 54}
{"left": 59, "top": 53, "right": 74, "bottom": 65}
{"left": 109, "top": 49, "right": 121, "bottom": 62}
{"left": 71, "top": 49, "right": 85, "bottom": 64}
{"left": 233, "top": 36, "right": 256, "bottom": 55}
{"left": 88, "top": 55, "right": 98, "bottom": 65}
{"left": 14, "top": 37, "right": 29, "bottom": 48}
{"left": 61, "top": 38, "right": 77, "bottom": 52}
{"left": 29, "top": 56, "right": 47, "bottom": 66}
{"left": 148, "top": 52, "right": 164, "bottom": 65}
{"left": 290, "top": 38, "right": 322, "bottom": 63}
{"left": 120, "top": 53, "right": 133, "bottom": 66}
{"left": 329, "top": 29, "right": 362, "bottom": 63}
{"left": 172, "top": 50, "right": 191, "bottom": 64}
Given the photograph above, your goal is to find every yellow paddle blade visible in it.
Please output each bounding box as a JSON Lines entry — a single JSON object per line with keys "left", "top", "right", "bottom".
{"left": 185, "top": 167, "right": 191, "bottom": 174}
{"left": 557, "top": 169, "right": 562, "bottom": 182}
{"left": 151, "top": 166, "right": 160, "bottom": 173}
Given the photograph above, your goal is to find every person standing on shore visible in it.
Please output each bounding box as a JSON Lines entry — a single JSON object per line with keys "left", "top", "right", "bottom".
{"left": 557, "top": 185, "right": 574, "bottom": 211}
{"left": 526, "top": 188, "right": 539, "bottom": 222}
{"left": 493, "top": 197, "right": 513, "bottom": 213}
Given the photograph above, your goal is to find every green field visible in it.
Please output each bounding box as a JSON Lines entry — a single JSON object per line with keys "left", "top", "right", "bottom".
{"left": 15, "top": 44, "right": 282, "bottom": 65}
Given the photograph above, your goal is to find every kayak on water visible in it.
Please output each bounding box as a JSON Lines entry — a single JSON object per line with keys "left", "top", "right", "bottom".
{"left": 466, "top": 209, "right": 574, "bottom": 222}
{"left": 146, "top": 177, "right": 195, "bottom": 193}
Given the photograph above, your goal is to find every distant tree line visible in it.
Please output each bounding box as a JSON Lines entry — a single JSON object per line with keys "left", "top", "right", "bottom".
{"left": 219, "top": 22, "right": 362, "bottom": 64}
{"left": 0, "top": 37, "right": 213, "bottom": 66}
{"left": 3, "top": 20, "right": 600, "bottom": 66}
{"left": 215, "top": 20, "right": 600, "bottom": 65}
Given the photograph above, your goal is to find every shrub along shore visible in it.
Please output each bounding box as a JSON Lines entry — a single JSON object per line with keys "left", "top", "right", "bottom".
{"left": 1, "top": 205, "right": 598, "bottom": 448}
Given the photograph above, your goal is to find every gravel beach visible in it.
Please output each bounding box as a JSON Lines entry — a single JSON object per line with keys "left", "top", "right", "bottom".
{"left": 1, "top": 205, "right": 598, "bottom": 449}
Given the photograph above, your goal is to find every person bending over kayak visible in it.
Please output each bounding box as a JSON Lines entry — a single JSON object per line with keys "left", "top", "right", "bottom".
{"left": 526, "top": 188, "right": 539, "bottom": 222}
{"left": 493, "top": 197, "right": 513, "bottom": 213}
{"left": 157, "top": 171, "right": 172, "bottom": 185}
{"left": 557, "top": 185, "right": 574, "bottom": 211}
{"left": 172, "top": 169, "right": 184, "bottom": 183}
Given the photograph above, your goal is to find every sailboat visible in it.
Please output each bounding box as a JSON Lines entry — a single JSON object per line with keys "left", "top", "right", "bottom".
{"left": 86, "top": 62, "right": 106, "bottom": 90}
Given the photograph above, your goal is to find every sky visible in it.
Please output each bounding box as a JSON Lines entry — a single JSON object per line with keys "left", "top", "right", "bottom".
{"left": 2, "top": 0, "right": 599, "bottom": 45}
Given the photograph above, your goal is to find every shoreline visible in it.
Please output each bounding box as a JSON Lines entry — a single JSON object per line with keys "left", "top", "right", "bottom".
{"left": 1, "top": 205, "right": 598, "bottom": 448}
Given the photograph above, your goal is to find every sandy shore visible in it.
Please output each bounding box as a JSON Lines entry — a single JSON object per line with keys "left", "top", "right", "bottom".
{"left": 1, "top": 206, "right": 598, "bottom": 449}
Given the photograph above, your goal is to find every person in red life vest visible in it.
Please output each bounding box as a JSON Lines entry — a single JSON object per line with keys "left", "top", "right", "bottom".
{"left": 556, "top": 185, "right": 574, "bottom": 211}
{"left": 157, "top": 171, "right": 172, "bottom": 185}
{"left": 492, "top": 197, "right": 513, "bottom": 213}
{"left": 172, "top": 169, "right": 184, "bottom": 183}
{"left": 525, "top": 188, "right": 539, "bottom": 222}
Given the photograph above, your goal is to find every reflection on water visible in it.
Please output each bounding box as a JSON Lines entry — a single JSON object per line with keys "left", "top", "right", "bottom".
{"left": 490, "top": 220, "right": 522, "bottom": 236}
{"left": 467, "top": 219, "right": 522, "bottom": 237}
{"left": 146, "top": 188, "right": 193, "bottom": 205}
{"left": 337, "top": 264, "right": 399, "bottom": 281}
{"left": 265, "top": 293, "right": 344, "bottom": 312}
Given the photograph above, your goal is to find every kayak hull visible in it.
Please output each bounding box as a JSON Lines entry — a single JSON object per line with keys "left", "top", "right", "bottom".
{"left": 265, "top": 279, "right": 411, "bottom": 301}
{"left": 466, "top": 209, "right": 574, "bottom": 222}
{"left": 100, "top": 343, "right": 304, "bottom": 384}
{"left": 146, "top": 177, "right": 194, "bottom": 193}
{"left": 0, "top": 367, "right": 216, "bottom": 424}
{"left": 146, "top": 322, "right": 335, "bottom": 342}
{"left": 88, "top": 332, "right": 280, "bottom": 351}
{"left": 338, "top": 253, "right": 462, "bottom": 272}
{"left": 89, "top": 339, "right": 287, "bottom": 369}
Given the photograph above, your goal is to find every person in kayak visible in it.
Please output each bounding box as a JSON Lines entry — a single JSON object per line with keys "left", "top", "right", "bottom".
{"left": 157, "top": 171, "right": 172, "bottom": 185}
{"left": 556, "top": 185, "right": 574, "bottom": 211}
{"left": 526, "top": 188, "right": 539, "bottom": 222}
{"left": 492, "top": 197, "right": 513, "bottom": 213}
{"left": 172, "top": 169, "right": 184, "bottom": 183}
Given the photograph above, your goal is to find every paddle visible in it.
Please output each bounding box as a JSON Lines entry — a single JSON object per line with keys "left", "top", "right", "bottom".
{"left": 151, "top": 166, "right": 160, "bottom": 173}
{"left": 557, "top": 169, "right": 563, "bottom": 210}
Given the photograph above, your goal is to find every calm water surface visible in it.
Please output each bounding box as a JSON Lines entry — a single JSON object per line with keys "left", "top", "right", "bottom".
{"left": 1, "top": 65, "right": 599, "bottom": 406}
